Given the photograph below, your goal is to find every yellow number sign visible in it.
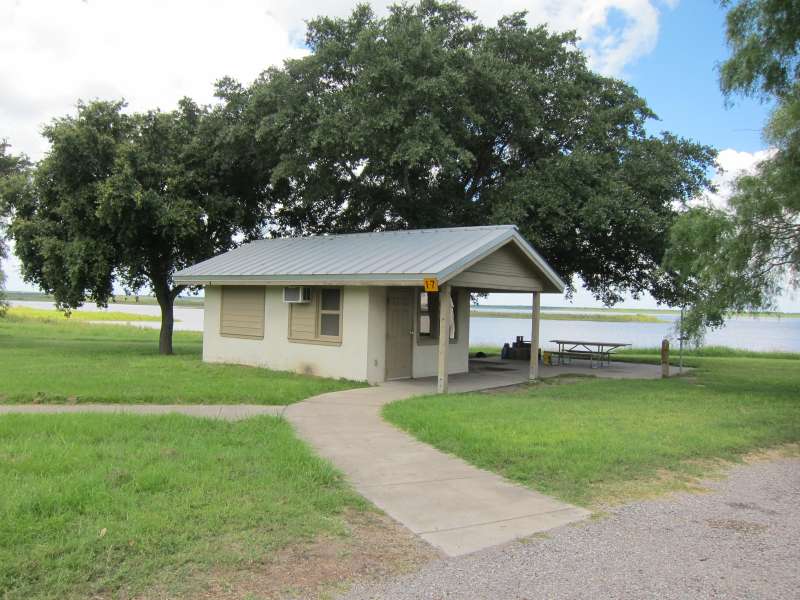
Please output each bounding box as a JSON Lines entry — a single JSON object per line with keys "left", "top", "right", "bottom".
{"left": 423, "top": 278, "right": 439, "bottom": 292}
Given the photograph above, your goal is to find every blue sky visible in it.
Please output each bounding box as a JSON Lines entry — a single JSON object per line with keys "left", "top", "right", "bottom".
{"left": 2, "top": 1, "right": 795, "bottom": 310}
{"left": 628, "top": 1, "right": 770, "bottom": 152}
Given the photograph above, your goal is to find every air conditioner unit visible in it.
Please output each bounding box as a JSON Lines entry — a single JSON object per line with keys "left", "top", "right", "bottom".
{"left": 283, "top": 286, "right": 312, "bottom": 303}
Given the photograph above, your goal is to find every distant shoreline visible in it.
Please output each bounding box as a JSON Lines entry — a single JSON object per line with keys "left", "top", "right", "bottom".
{"left": 474, "top": 305, "right": 800, "bottom": 319}
{"left": 471, "top": 310, "right": 663, "bottom": 323}
{"left": 6, "top": 290, "right": 204, "bottom": 308}
{"left": 7, "top": 291, "right": 799, "bottom": 319}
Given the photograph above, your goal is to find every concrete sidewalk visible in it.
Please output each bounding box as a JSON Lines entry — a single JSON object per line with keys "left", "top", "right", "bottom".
{"left": 0, "top": 363, "right": 600, "bottom": 557}
{"left": 283, "top": 376, "right": 591, "bottom": 556}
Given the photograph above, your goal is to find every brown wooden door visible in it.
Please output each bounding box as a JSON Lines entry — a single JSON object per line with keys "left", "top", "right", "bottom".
{"left": 386, "top": 288, "right": 414, "bottom": 380}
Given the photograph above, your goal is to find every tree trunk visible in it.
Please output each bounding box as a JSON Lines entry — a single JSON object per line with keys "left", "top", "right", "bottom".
{"left": 154, "top": 283, "right": 175, "bottom": 356}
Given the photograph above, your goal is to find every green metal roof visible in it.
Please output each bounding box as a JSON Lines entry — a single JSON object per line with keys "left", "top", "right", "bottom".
{"left": 174, "top": 225, "right": 565, "bottom": 293}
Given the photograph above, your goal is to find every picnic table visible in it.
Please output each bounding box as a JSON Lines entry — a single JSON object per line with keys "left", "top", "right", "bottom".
{"left": 549, "top": 339, "right": 631, "bottom": 368}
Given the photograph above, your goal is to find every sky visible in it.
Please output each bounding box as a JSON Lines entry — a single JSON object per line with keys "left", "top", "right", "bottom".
{"left": 1, "top": 0, "right": 796, "bottom": 309}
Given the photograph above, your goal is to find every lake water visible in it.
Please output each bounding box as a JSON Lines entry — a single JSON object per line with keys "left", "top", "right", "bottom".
{"left": 471, "top": 307, "right": 800, "bottom": 352}
{"left": 10, "top": 300, "right": 800, "bottom": 352}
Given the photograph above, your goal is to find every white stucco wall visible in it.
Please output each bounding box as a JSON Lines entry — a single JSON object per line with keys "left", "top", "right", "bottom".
{"left": 201, "top": 284, "right": 470, "bottom": 383}
{"left": 202, "top": 285, "right": 371, "bottom": 382}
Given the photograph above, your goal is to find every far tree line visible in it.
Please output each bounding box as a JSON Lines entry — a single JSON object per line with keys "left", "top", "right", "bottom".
{"left": 0, "top": 0, "right": 797, "bottom": 354}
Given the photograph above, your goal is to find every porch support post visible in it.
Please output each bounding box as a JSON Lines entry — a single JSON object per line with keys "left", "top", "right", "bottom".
{"left": 437, "top": 283, "right": 452, "bottom": 394}
{"left": 530, "top": 291, "right": 541, "bottom": 381}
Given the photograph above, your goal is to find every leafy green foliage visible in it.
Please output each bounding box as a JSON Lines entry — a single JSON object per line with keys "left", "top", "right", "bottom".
{"left": 719, "top": 0, "right": 800, "bottom": 100}
{"left": 666, "top": 1, "right": 800, "bottom": 337}
{"left": 235, "top": 0, "right": 715, "bottom": 304}
{"left": 7, "top": 100, "right": 268, "bottom": 353}
{"left": 384, "top": 355, "right": 800, "bottom": 505}
{"left": 0, "top": 237, "right": 5, "bottom": 316}
{"left": 666, "top": 152, "right": 798, "bottom": 338}
{"left": 0, "top": 142, "right": 31, "bottom": 316}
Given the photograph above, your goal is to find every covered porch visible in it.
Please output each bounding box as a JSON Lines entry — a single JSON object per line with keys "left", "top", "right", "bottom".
{"left": 431, "top": 285, "right": 545, "bottom": 393}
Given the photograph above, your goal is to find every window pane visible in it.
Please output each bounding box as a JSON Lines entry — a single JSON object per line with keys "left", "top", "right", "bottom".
{"left": 321, "top": 288, "right": 341, "bottom": 311}
{"left": 320, "top": 313, "right": 340, "bottom": 337}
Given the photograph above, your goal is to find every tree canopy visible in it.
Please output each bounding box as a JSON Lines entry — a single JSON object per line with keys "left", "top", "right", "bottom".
{"left": 719, "top": 0, "right": 800, "bottom": 100}
{"left": 8, "top": 99, "right": 268, "bottom": 352}
{"left": 0, "top": 141, "right": 31, "bottom": 316}
{"left": 235, "top": 1, "right": 715, "bottom": 304}
{"left": 8, "top": 0, "right": 719, "bottom": 351}
{"left": 665, "top": 0, "right": 800, "bottom": 337}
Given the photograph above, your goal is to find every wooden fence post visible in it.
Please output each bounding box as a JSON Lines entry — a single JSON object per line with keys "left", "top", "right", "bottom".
{"left": 661, "top": 339, "right": 670, "bottom": 378}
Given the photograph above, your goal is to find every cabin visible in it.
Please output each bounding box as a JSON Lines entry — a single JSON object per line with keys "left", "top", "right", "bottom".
{"left": 173, "top": 225, "right": 565, "bottom": 391}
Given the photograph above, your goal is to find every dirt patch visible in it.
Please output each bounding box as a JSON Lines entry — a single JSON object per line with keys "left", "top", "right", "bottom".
{"left": 589, "top": 465, "right": 717, "bottom": 509}
{"left": 479, "top": 374, "right": 598, "bottom": 396}
{"left": 706, "top": 518, "right": 768, "bottom": 534}
{"left": 742, "top": 443, "right": 800, "bottom": 464}
{"left": 150, "top": 509, "right": 438, "bottom": 600}
{"left": 590, "top": 443, "right": 800, "bottom": 510}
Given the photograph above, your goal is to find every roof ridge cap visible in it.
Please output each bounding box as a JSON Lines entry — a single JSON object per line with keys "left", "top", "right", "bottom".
{"left": 250, "top": 224, "right": 517, "bottom": 242}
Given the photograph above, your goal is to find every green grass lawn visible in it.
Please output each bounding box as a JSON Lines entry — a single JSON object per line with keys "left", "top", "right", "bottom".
{"left": 0, "top": 315, "right": 363, "bottom": 404}
{"left": 469, "top": 345, "right": 502, "bottom": 357}
{"left": 7, "top": 305, "right": 162, "bottom": 322}
{"left": 0, "top": 413, "right": 365, "bottom": 599}
{"left": 618, "top": 345, "right": 800, "bottom": 361}
{"left": 384, "top": 353, "right": 800, "bottom": 506}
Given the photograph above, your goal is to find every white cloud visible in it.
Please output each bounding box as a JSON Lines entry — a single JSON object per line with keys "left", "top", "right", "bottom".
{"left": 701, "top": 148, "right": 776, "bottom": 209}
{"left": 465, "top": 0, "right": 677, "bottom": 75}
{"left": 267, "top": 0, "right": 677, "bottom": 75}
{"left": 1, "top": 0, "right": 305, "bottom": 159}
{"left": 2, "top": 0, "right": 676, "bottom": 160}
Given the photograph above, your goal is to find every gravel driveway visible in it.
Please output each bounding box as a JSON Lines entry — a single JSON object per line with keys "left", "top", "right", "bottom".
{"left": 341, "top": 457, "right": 800, "bottom": 600}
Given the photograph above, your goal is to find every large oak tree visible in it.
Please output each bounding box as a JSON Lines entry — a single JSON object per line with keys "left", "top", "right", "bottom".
{"left": 0, "top": 141, "right": 31, "bottom": 316}
{"left": 237, "top": 1, "right": 716, "bottom": 303}
{"left": 8, "top": 99, "right": 267, "bottom": 353}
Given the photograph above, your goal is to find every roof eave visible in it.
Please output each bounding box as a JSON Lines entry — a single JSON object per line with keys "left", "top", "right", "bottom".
{"left": 173, "top": 273, "right": 438, "bottom": 287}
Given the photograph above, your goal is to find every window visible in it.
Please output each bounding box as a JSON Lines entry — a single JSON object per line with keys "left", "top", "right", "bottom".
{"left": 417, "top": 289, "right": 457, "bottom": 343}
{"left": 288, "top": 287, "right": 344, "bottom": 344}
{"left": 220, "top": 286, "right": 265, "bottom": 339}
{"left": 319, "top": 288, "right": 342, "bottom": 339}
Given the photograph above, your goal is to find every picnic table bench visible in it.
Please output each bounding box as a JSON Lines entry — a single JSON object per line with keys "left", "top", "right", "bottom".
{"left": 549, "top": 339, "right": 631, "bottom": 368}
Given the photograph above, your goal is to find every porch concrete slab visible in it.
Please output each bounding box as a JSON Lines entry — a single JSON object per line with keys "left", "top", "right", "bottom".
{"left": 464, "top": 357, "right": 672, "bottom": 384}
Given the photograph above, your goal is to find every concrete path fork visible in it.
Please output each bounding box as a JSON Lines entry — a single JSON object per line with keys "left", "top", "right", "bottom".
{"left": 284, "top": 377, "right": 590, "bottom": 556}
{"left": 0, "top": 368, "right": 591, "bottom": 556}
